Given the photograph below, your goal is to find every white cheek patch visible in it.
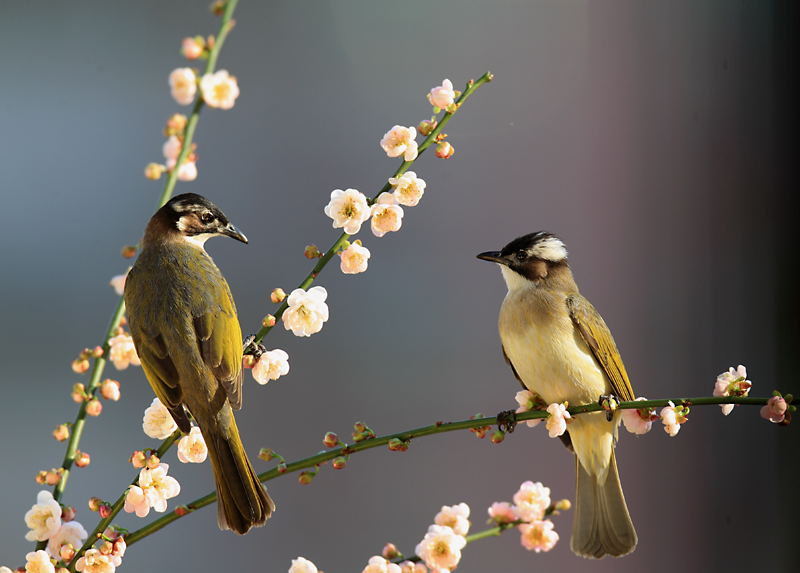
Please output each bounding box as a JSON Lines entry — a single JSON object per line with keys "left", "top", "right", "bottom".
{"left": 181, "top": 233, "right": 213, "bottom": 250}
{"left": 530, "top": 237, "right": 567, "bottom": 262}
{"left": 500, "top": 265, "right": 536, "bottom": 293}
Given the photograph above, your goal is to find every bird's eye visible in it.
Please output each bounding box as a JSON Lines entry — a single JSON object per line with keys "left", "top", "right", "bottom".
{"left": 516, "top": 251, "right": 527, "bottom": 261}
{"left": 201, "top": 212, "right": 215, "bottom": 224}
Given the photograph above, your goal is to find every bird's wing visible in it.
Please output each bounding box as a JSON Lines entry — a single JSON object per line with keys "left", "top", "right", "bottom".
{"left": 566, "top": 293, "right": 635, "bottom": 402}
{"left": 193, "top": 280, "right": 243, "bottom": 410}
{"left": 502, "top": 344, "right": 528, "bottom": 391}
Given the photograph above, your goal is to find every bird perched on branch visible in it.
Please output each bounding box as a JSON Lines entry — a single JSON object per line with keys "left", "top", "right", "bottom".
{"left": 478, "top": 231, "right": 636, "bottom": 558}
{"left": 125, "top": 193, "right": 274, "bottom": 534}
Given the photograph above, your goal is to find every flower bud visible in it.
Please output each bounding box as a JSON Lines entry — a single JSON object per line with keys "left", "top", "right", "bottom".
{"left": 418, "top": 118, "right": 437, "bottom": 137}
{"left": 146, "top": 454, "right": 161, "bottom": 469}
{"left": 121, "top": 245, "right": 137, "bottom": 258}
{"left": 144, "top": 163, "right": 164, "bottom": 180}
{"left": 100, "top": 379, "right": 120, "bottom": 401}
{"left": 555, "top": 498, "right": 572, "bottom": 512}
{"left": 92, "top": 346, "right": 104, "bottom": 358}
{"left": 304, "top": 244, "right": 321, "bottom": 259}
{"left": 388, "top": 438, "right": 409, "bottom": 452}
{"left": 262, "top": 314, "right": 276, "bottom": 328}
{"left": 57, "top": 567, "right": 70, "bottom": 573}
{"left": 74, "top": 450, "right": 91, "bottom": 468}
{"left": 298, "top": 471, "right": 314, "bottom": 485}
{"left": 383, "top": 543, "right": 400, "bottom": 560}
{"left": 164, "top": 113, "right": 188, "bottom": 136}
{"left": 332, "top": 456, "right": 346, "bottom": 469}
{"left": 71, "top": 358, "right": 90, "bottom": 374}
{"left": 435, "top": 141, "right": 454, "bottom": 159}
{"left": 242, "top": 355, "right": 256, "bottom": 369}
{"left": 99, "top": 504, "right": 112, "bottom": 519}
{"left": 258, "top": 447, "right": 277, "bottom": 462}
{"left": 46, "top": 468, "right": 62, "bottom": 486}
{"left": 130, "top": 450, "right": 147, "bottom": 468}
{"left": 210, "top": 1, "right": 226, "bottom": 16}
{"left": 35, "top": 471, "right": 48, "bottom": 484}
{"left": 354, "top": 421, "right": 367, "bottom": 433}
{"left": 174, "top": 505, "right": 190, "bottom": 517}
{"left": 85, "top": 398, "right": 103, "bottom": 417}
{"left": 71, "top": 383, "right": 86, "bottom": 403}
{"left": 89, "top": 497, "right": 104, "bottom": 512}
{"left": 98, "top": 541, "right": 113, "bottom": 555}
{"left": 490, "top": 429, "right": 505, "bottom": 444}
{"left": 323, "top": 432, "right": 339, "bottom": 448}
{"left": 60, "top": 544, "right": 76, "bottom": 561}
{"left": 53, "top": 424, "right": 70, "bottom": 442}
{"left": 103, "top": 526, "right": 120, "bottom": 541}
{"left": 181, "top": 37, "right": 204, "bottom": 60}
{"left": 270, "top": 288, "right": 286, "bottom": 304}
{"left": 277, "top": 462, "right": 287, "bottom": 473}
{"left": 62, "top": 505, "right": 76, "bottom": 522}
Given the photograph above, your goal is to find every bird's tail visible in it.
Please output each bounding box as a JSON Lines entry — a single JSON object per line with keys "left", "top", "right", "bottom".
{"left": 204, "top": 409, "right": 275, "bottom": 535}
{"left": 571, "top": 450, "right": 637, "bottom": 558}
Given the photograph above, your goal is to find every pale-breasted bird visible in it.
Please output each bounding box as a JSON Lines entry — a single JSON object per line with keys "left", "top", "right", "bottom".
{"left": 478, "top": 231, "right": 637, "bottom": 558}
{"left": 124, "top": 193, "right": 274, "bottom": 534}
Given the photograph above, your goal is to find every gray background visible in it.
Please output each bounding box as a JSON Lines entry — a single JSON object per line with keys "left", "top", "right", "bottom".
{"left": 1, "top": 1, "right": 797, "bottom": 571}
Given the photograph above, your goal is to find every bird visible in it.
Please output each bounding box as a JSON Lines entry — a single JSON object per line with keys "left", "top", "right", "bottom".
{"left": 124, "top": 193, "right": 274, "bottom": 535}
{"left": 477, "top": 231, "right": 637, "bottom": 558}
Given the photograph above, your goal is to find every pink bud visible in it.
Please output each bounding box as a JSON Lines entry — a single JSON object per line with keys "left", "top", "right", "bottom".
{"left": 74, "top": 450, "right": 91, "bottom": 468}
{"left": 98, "top": 541, "right": 113, "bottom": 555}
{"left": 164, "top": 113, "right": 188, "bottom": 136}
{"left": 53, "top": 424, "right": 70, "bottom": 442}
{"left": 99, "top": 504, "right": 112, "bottom": 519}
{"left": 383, "top": 543, "right": 399, "bottom": 560}
{"left": 71, "top": 383, "right": 86, "bottom": 403}
{"left": 490, "top": 430, "right": 505, "bottom": 444}
{"left": 121, "top": 245, "right": 137, "bottom": 259}
{"left": 146, "top": 454, "right": 160, "bottom": 469}
{"left": 332, "top": 456, "right": 346, "bottom": 469}
{"left": 323, "top": 432, "right": 339, "bottom": 448}
{"left": 258, "top": 448, "right": 277, "bottom": 461}
{"left": 262, "top": 314, "right": 276, "bottom": 328}
{"left": 242, "top": 355, "right": 256, "bottom": 369}
{"left": 46, "top": 469, "right": 62, "bottom": 486}
{"left": 89, "top": 497, "right": 104, "bottom": 512}
{"left": 435, "top": 141, "right": 454, "bottom": 159}
{"left": 62, "top": 505, "right": 77, "bottom": 522}
{"left": 91, "top": 346, "right": 104, "bottom": 358}
{"left": 72, "top": 358, "right": 90, "bottom": 374}
{"left": 60, "top": 544, "right": 76, "bottom": 561}
{"left": 35, "top": 471, "right": 47, "bottom": 484}
{"left": 103, "top": 526, "right": 120, "bottom": 541}
{"left": 174, "top": 505, "right": 190, "bottom": 516}
{"left": 85, "top": 398, "right": 103, "bottom": 417}
{"left": 100, "top": 379, "right": 120, "bottom": 401}
{"left": 298, "top": 471, "right": 314, "bottom": 485}
{"left": 144, "top": 163, "right": 164, "bottom": 180}
{"left": 181, "top": 37, "right": 204, "bottom": 60}
{"left": 277, "top": 462, "right": 287, "bottom": 473}
{"left": 129, "top": 451, "right": 146, "bottom": 468}
{"left": 304, "top": 244, "right": 321, "bottom": 259}
{"left": 270, "top": 288, "right": 286, "bottom": 303}
{"left": 418, "top": 118, "right": 437, "bottom": 136}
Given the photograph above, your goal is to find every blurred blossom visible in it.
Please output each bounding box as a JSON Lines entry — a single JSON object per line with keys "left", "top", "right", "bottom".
{"left": 25, "top": 490, "right": 62, "bottom": 542}
{"left": 169, "top": 68, "right": 197, "bottom": 106}
{"left": 108, "top": 333, "right": 140, "bottom": 370}
{"left": 362, "top": 556, "right": 401, "bottom": 573}
{"left": 512, "top": 481, "right": 551, "bottom": 522}
{"left": 175, "top": 159, "right": 198, "bottom": 181}
{"left": 414, "top": 525, "right": 466, "bottom": 571}
{"left": 100, "top": 379, "right": 120, "bottom": 401}
{"left": 518, "top": 520, "right": 559, "bottom": 552}
{"left": 177, "top": 427, "right": 208, "bottom": 463}
{"left": 398, "top": 562, "right": 428, "bottom": 573}
{"left": 428, "top": 78, "right": 455, "bottom": 109}
{"left": 380, "top": 125, "right": 418, "bottom": 161}
{"left": 52, "top": 424, "right": 70, "bottom": 442}
{"left": 434, "top": 503, "right": 470, "bottom": 536}
{"left": 388, "top": 171, "right": 426, "bottom": 207}
{"left": 339, "top": 242, "right": 371, "bottom": 274}
{"left": 46, "top": 521, "right": 88, "bottom": 560}
{"left": 370, "top": 192, "right": 404, "bottom": 237}
{"left": 162, "top": 135, "right": 182, "bottom": 161}
{"left": 545, "top": 402, "right": 570, "bottom": 438}
{"left": 181, "top": 37, "right": 204, "bottom": 60}
{"left": 488, "top": 501, "right": 516, "bottom": 524}
{"left": 200, "top": 70, "right": 239, "bottom": 109}
{"left": 288, "top": 557, "right": 318, "bottom": 573}
{"left": 109, "top": 272, "right": 128, "bottom": 296}
{"left": 324, "top": 189, "right": 371, "bottom": 235}
{"left": 282, "top": 287, "right": 329, "bottom": 337}
{"left": 85, "top": 398, "right": 102, "bottom": 417}
{"left": 142, "top": 398, "right": 178, "bottom": 440}
{"left": 252, "top": 349, "right": 290, "bottom": 384}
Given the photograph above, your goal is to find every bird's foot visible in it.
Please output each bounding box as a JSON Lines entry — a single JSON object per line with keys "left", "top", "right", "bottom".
{"left": 243, "top": 334, "right": 266, "bottom": 359}
{"left": 598, "top": 395, "right": 619, "bottom": 422}
{"left": 496, "top": 409, "right": 518, "bottom": 434}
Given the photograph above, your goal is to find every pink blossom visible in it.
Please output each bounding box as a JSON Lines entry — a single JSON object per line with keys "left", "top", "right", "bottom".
{"left": 46, "top": 521, "right": 88, "bottom": 560}
{"left": 181, "top": 37, "right": 203, "bottom": 60}
{"left": 200, "top": 70, "right": 239, "bottom": 110}
{"left": 621, "top": 397, "right": 657, "bottom": 435}
{"left": 100, "top": 379, "right": 120, "bottom": 401}
{"left": 514, "top": 389, "right": 543, "bottom": 428}
{"left": 380, "top": 125, "right": 418, "bottom": 161}
{"left": 434, "top": 503, "right": 470, "bottom": 536}
{"left": 177, "top": 427, "right": 208, "bottom": 463}
{"left": 289, "top": 557, "right": 318, "bottom": 573}
{"left": 25, "top": 550, "right": 55, "bottom": 573}
{"left": 660, "top": 401, "right": 689, "bottom": 436}
{"left": 388, "top": 171, "right": 426, "bottom": 207}
{"left": 75, "top": 548, "right": 115, "bottom": 573}
{"left": 282, "top": 287, "right": 329, "bottom": 337}
{"left": 123, "top": 485, "right": 150, "bottom": 518}
{"left": 108, "top": 333, "right": 140, "bottom": 370}
{"left": 251, "top": 349, "right": 290, "bottom": 384}
{"left": 512, "top": 481, "right": 551, "bottom": 522}
{"left": 429, "top": 79, "right": 456, "bottom": 109}
{"left": 162, "top": 135, "right": 182, "bottom": 161}
{"left": 142, "top": 398, "right": 178, "bottom": 439}
{"left": 138, "top": 463, "right": 181, "bottom": 513}
{"left": 324, "top": 188, "right": 371, "bottom": 235}
{"left": 487, "top": 501, "right": 516, "bottom": 524}
{"left": 714, "top": 365, "right": 752, "bottom": 416}
{"left": 109, "top": 273, "right": 127, "bottom": 296}
{"left": 24, "top": 491, "right": 62, "bottom": 542}
{"left": 414, "top": 525, "right": 466, "bottom": 571}
{"left": 362, "top": 556, "right": 402, "bottom": 573}
{"left": 169, "top": 68, "right": 197, "bottom": 106}
{"left": 761, "top": 396, "right": 787, "bottom": 423}
{"left": 398, "top": 562, "right": 428, "bottom": 573}
{"left": 144, "top": 162, "right": 164, "bottom": 180}
{"left": 339, "top": 242, "right": 371, "bottom": 274}
{"left": 518, "top": 520, "right": 559, "bottom": 552}
{"left": 370, "top": 193, "right": 404, "bottom": 237}
{"left": 545, "top": 402, "right": 571, "bottom": 438}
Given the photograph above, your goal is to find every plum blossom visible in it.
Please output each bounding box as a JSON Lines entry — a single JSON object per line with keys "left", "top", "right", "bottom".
{"left": 24, "top": 490, "right": 62, "bottom": 542}
{"left": 515, "top": 389, "right": 544, "bottom": 428}
{"left": 123, "top": 486, "right": 150, "bottom": 518}
{"left": 282, "top": 287, "right": 329, "bottom": 337}
{"left": 252, "top": 349, "right": 290, "bottom": 384}
{"left": 142, "top": 398, "right": 178, "bottom": 440}
{"left": 1, "top": 566, "right": 13, "bottom": 573}
{"left": 339, "top": 242, "right": 371, "bottom": 274}
{"left": 714, "top": 365, "right": 752, "bottom": 415}
{"left": 46, "top": 521, "right": 88, "bottom": 559}
{"left": 162, "top": 135, "right": 182, "bottom": 161}
{"left": 124, "top": 463, "right": 181, "bottom": 516}
{"left": 200, "top": 70, "right": 240, "bottom": 109}
{"left": 429, "top": 79, "right": 456, "bottom": 109}
{"left": 177, "top": 427, "right": 208, "bottom": 463}
{"left": 512, "top": 481, "right": 551, "bottom": 522}
{"left": 488, "top": 501, "right": 517, "bottom": 524}
{"left": 545, "top": 402, "right": 571, "bottom": 438}
{"left": 324, "top": 189, "right": 371, "bottom": 235}
{"left": 414, "top": 525, "right": 466, "bottom": 571}
{"left": 289, "top": 557, "right": 318, "bottom": 573}
{"left": 169, "top": 68, "right": 197, "bottom": 106}
{"left": 100, "top": 379, "right": 120, "bottom": 401}
{"left": 761, "top": 396, "right": 788, "bottom": 423}
{"left": 388, "top": 171, "right": 426, "bottom": 207}
{"left": 398, "top": 562, "right": 428, "bottom": 573}
{"left": 362, "top": 556, "right": 401, "bottom": 573}
{"left": 370, "top": 192, "right": 404, "bottom": 237}
{"left": 108, "top": 333, "right": 140, "bottom": 370}
{"left": 380, "top": 125, "right": 418, "bottom": 161}
{"left": 109, "top": 272, "right": 128, "bottom": 296}
{"left": 24, "top": 551, "right": 54, "bottom": 573}
{"left": 434, "top": 503, "right": 470, "bottom": 536}
{"left": 75, "top": 548, "right": 115, "bottom": 573}
{"left": 621, "top": 397, "right": 658, "bottom": 435}
{"left": 518, "top": 520, "right": 559, "bottom": 552}
{"left": 660, "top": 401, "right": 689, "bottom": 436}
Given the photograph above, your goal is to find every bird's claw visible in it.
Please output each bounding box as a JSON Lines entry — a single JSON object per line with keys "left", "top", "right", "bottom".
{"left": 496, "top": 409, "right": 518, "bottom": 434}
{"left": 242, "top": 334, "right": 266, "bottom": 359}
{"left": 599, "top": 395, "right": 619, "bottom": 422}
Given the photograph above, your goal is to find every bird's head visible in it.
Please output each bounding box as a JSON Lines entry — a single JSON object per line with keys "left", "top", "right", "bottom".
{"left": 477, "top": 231, "right": 569, "bottom": 291}
{"left": 143, "top": 193, "right": 248, "bottom": 249}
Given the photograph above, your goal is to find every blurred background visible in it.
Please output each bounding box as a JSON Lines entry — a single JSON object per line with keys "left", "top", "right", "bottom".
{"left": 1, "top": 1, "right": 797, "bottom": 571}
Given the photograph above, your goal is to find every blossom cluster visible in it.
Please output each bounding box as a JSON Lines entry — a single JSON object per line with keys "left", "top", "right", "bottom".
{"left": 487, "top": 481, "right": 564, "bottom": 553}
{"left": 23, "top": 490, "right": 90, "bottom": 567}
{"left": 123, "top": 463, "right": 181, "bottom": 518}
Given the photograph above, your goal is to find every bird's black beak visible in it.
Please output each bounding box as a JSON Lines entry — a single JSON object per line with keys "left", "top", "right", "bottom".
{"left": 477, "top": 251, "right": 508, "bottom": 266}
{"left": 221, "top": 223, "right": 248, "bottom": 244}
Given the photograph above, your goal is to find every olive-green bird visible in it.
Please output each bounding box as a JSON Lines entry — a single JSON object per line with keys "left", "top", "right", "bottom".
{"left": 124, "top": 193, "right": 274, "bottom": 534}
{"left": 478, "top": 231, "right": 637, "bottom": 558}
